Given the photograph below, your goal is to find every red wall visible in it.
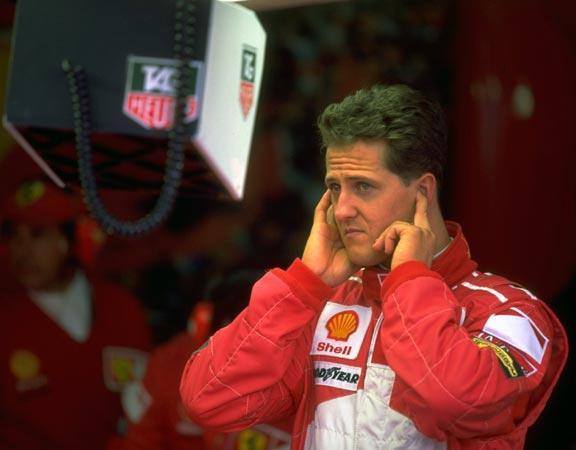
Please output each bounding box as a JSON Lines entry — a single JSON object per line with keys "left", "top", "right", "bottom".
{"left": 451, "top": 0, "right": 576, "bottom": 301}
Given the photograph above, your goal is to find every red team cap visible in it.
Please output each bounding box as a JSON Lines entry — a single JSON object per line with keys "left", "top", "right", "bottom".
{"left": 1, "top": 180, "right": 106, "bottom": 266}
{"left": 1, "top": 179, "right": 84, "bottom": 226}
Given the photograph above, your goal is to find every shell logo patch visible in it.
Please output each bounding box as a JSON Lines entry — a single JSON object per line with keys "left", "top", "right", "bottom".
{"left": 326, "top": 310, "right": 359, "bottom": 341}
{"left": 311, "top": 302, "right": 372, "bottom": 360}
{"left": 9, "top": 349, "right": 48, "bottom": 393}
{"left": 10, "top": 349, "right": 40, "bottom": 380}
{"left": 15, "top": 180, "right": 45, "bottom": 209}
{"left": 237, "top": 428, "right": 268, "bottom": 450}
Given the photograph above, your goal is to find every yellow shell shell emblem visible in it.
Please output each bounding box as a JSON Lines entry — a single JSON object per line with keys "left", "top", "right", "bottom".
{"left": 15, "top": 180, "right": 46, "bottom": 209}
{"left": 237, "top": 429, "right": 268, "bottom": 450}
{"left": 10, "top": 349, "right": 41, "bottom": 380}
{"left": 326, "top": 310, "right": 359, "bottom": 341}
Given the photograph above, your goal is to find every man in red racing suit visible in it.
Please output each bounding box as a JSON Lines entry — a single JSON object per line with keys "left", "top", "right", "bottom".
{"left": 180, "top": 85, "right": 568, "bottom": 450}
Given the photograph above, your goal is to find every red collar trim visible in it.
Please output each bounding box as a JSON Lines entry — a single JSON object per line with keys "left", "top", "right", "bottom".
{"left": 432, "top": 221, "right": 477, "bottom": 286}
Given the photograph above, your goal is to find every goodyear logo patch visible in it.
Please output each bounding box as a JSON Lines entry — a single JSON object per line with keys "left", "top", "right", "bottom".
{"left": 313, "top": 360, "right": 361, "bottom": 392}
{"left": 473, "top": 337, "right": 524, "bottom": 378}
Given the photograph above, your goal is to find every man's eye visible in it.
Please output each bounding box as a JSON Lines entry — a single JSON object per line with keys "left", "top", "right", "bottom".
{"left": 327, "top": 183, "right": 340, "bottom": 193}
{"left": 357, "top": 182, "right": 372, "bottom": 192}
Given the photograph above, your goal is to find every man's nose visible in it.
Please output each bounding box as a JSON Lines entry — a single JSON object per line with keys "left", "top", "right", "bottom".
{"left": 333, "top": 190, "right": 357, "bottom": 222}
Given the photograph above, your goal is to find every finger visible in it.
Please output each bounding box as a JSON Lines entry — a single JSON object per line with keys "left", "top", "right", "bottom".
{"left": 413, "top": 190, "right": 430, "bottom": 230}
{"left": 384, "top": 229, "right": 399, "bottom": 255}
{"left": 384, "top": 222, "right": 412, "bottom": 255}
{"left": 326, "top": 204, "right": 335, "bottom": 226}
{"left": 373, "top": 223, "right": 404, "bottom": 254}
{"left": 372, "top": 226, "right": 391, "bottom": 251}
{"left": 314, "top": 190, "right": 332, "bottom": 224}
{"left": 372, "top": 234, "right": 384, "bottom": 251}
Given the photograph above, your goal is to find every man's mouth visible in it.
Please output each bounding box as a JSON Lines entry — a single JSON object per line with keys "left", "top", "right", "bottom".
{"left": 343, "top": 227, "right": 364, "bottom": 237}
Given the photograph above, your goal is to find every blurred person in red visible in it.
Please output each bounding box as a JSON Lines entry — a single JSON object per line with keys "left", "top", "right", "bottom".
{"left": 114, "top": 269, "right": 292, "bottom": 450}
{"left": 0, "top": 179, "right": 152, "bottom": 450}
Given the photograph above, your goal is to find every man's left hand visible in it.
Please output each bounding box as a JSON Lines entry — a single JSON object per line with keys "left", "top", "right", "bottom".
{"left": 372, "top": 190, "right": 436, "bottom": 270}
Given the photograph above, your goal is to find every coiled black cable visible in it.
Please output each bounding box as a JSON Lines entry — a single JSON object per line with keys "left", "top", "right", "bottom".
{"left": 62, "top": 0, "right": 196, "bottom": 236}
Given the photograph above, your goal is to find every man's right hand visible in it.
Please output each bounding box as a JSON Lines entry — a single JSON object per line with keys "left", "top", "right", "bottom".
{"left": 302, "top": 191, "right": 359, "bottom": 287}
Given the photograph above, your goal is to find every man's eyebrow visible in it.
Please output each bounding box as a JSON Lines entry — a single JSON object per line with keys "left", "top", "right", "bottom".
{"left": 325, "top": 175, "right": 376, "bottom": 184}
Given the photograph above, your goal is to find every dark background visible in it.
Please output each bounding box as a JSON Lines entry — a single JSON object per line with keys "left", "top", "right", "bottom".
{"left": 0, "top": 0, "right": 573, "bottom": 448}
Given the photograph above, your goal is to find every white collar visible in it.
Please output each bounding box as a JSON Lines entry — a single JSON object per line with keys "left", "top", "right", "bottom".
{"left": 29, "top": 270, "right": 92, "bottom": 343}
{"left": 375, "top": 237, "right": 454, "bottom": 271}
{"left": 433, "top": 237, "right": 453, "bottom": 259}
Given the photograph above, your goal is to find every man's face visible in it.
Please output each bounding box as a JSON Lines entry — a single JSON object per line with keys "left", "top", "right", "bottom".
{"left": 8, "top": 223, "right": 70, "bottom": 291}
{"left": 325, "top": 140, "right": 418, "bottom": 267}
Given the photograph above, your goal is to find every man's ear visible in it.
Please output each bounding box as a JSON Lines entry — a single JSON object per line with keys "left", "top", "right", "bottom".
{"left": 415, "top": 173, "right": 436, "bottom": 201}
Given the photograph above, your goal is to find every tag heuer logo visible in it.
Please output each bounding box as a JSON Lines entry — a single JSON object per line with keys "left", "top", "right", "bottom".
{"left": 123, "top": 56, "right": 203, "bottom": 130}
{"left": 240, "top": 45, "right": 256, "bottom": 119}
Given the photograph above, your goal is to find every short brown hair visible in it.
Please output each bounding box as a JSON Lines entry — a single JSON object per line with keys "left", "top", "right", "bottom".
{"left": 317, "top": 84, "right": 447, "bottom": 186}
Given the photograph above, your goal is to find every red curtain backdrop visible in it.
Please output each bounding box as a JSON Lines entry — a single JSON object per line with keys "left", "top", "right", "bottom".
{"left": 451, "top": 0, "right": 576, "bottom": 301}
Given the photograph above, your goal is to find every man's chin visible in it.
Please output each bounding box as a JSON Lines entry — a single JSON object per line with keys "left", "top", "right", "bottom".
{"left": 347, "top": 249, "right": 389, "bottom": 268}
